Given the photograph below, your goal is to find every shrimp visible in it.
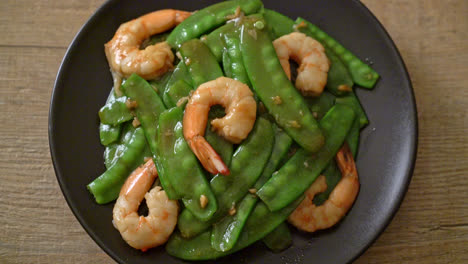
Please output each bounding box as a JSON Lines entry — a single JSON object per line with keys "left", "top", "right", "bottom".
{"left": 104, "top": 9, "right": 191, "bottom": 93}
{"left": 288, "top": 143, "right": 360, "bottom": 232}
{"left": 273, "top": 32, "right": 330, "bottom": 97}
{"left": 113, "top": 159, "right": 178, "bottom": 251}
{"left": 183, "top": 77, "right": 257, "bottom": 175}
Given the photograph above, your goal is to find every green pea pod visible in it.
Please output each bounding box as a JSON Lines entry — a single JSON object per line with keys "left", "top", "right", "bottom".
{"left": 179, "top": 39, "right": 224, "bottom": 87}
{"left": 99, "top": 123, "right": 121, "bottom": 146}
{"left": 166, "top": 0, "right": 263, "bottom": 48}
{"left": 87, "top": 126, "right": 147, "bottom": 204}
{"left": 239, "top": 15, "right": 324, "bottom": 153}
{"left": 295, "top": 18, "right": 379, "bottom": 88}
{"left": 104, "top": 143, "right": 121, "bottom": 169}
{"left": 120, "top": 74, "right": 180, "bottom": 199}
{"left": 162, "top": 61, "right": 193, "bottom": 107}
{"left": 254, "top": 124, "right": 293, "bottom": 189}
{"left": 257, "top": 104, "right": 355, "bottom": 211}
{"left": 211, "top": 194, "right": 257, "bottom": 252}
{"left": 209, "top": 125, "right": 292, "bottom": 251}
{"left": 99, "top": 89, "right": 121, "bottom": 145}
{"left": 335, "top": 91, "right": 369, "bottom": 128}
{"left": 222, "top": 49, "right": 233, "bottom": 78}
{"left": 262, "top": 222, "right": 292, "bottom": 252}
{"left": 162, "top": 79, "right": 192, "bottom": 108}
{"left": 104, "top": 123, "right": 146, "bottom": 169}
{"left": 177, "top": 117, "right": 274, "bottom": 238}
{"left": 120, "top": 74, "right": 166, "bottom": 154}
{"left": 98, "top": 96, "right": 133, "bottom": 125}
{"left": 156, "top": 107, "right": 217, "bottom": 221}
{"left": 304, "top": 91, "right": 336, "bottom": 120}
{"left": 346, "top": 117, "right": 360, "bottom": 157}
{"left": 324, "top": 49, "right": 355, "bottom": 96}
{"left": 166, "top": 196, "right": 303, "bottom": 261}
{"left": 203, "top": 22, "right": 236, "bottom": 62}
{"left": 263, "top": 9, "right": 295, "bottom": 38}
{"left": 222, "top": 31, "right": 251, "bottom": 86}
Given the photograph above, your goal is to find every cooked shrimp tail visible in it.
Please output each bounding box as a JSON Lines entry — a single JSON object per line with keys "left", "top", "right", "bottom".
{"left": 333, "top": 143, "right": 360, "bottom": 211}
{"left": 288, "top": 143, "right": 359, "bottom": 232}
{"left": 189, "top": 135, "right": 230, "bottom": 175}
{"left": 113, "top": 159, "right": 179, "bottom": 251}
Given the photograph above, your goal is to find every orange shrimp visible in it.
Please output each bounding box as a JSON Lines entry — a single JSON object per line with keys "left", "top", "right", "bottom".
{"left": 288, "top": 144, "right": 360, "bottom": 232}
{"left": 183, "top": 77, "right": 257, "bottom": 175}
{"left": 112, "top": 159, "right": 178, "bottom": 251}
{"left": 104, "top": 9, "right": 191, "bottom": 93}
{"left": 273, "top": 32, "right": 330, "bottom": 96}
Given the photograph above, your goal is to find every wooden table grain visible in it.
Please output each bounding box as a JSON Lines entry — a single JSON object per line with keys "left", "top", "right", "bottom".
{"left": 1, "top": 0, "right": 467, "bottom": 263}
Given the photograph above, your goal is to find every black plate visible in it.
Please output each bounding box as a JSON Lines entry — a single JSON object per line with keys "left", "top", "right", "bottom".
{"left": 49, "top": 0, "right": 417, "bottom": 263}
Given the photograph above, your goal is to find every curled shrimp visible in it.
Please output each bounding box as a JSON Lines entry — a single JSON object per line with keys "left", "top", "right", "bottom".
{"left": 113, "top": 159, "right": 178, "bottom": 251}
{"left": 104, "top": 9, "right": 191, "bottom": 92}
{"left": 183, "top": 77, "right": 257, "bottom": 175}
{"left": 273, "top": 32, "right": 330, "bottom": 96}
{"left": 288, "top": 144, "right": 360, "bottom": 232}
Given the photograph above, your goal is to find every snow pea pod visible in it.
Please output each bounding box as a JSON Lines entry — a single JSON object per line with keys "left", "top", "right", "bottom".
{"left": 346, "top": 117, "right": 360, "bottom": 157}
{"left": 295, "top": 18, "right": 379, "bottom": 88}
{"left": 257, "top": 104, "right": 355, "bottom": 211}
{"left": 156, "top": 107, "right": 217, "bottom": 221}
{"left": 120, "top": 74, "right": 180, "bottom": 199}
{"left": 211, "top": 193, "right": 257, "bottom": 252}
{"left": 203, "top": 22, "right": 235, "bottom": 62}
{"left": 239, "top": 16, "right": 324, "bottom": 153}
{"left": 166, "top": 196, "right": 303, "bottom": 261}
{"left": 262, "top": 222, "right": 292, "bottom": 252}
{"left": 120, "top": 74, "right": 166, "bottom": 154}
{"left": 177, "top": 117, "right": 274, "bottom": 238}
{"left": 335, "top": 91, "right": 369, "bottom": 128}
{"left": 99, "top": 124, "right": 120, "bottom": 146}
{"left": 162, "top": 61, "right": 192, "bottom": 107}
{"left": 98, "top": 96, "right": 133, "bottom": 125}
{"left": 222, "top": 31, "right": 251, "bottom": 86}
{"left": 166, "top": 0, "right": 263, "bottom": 48}
{"left": 104, "top": 123, "right": 151, "bottom": 169}
{"left": 99, "top": 89, "right": 121, "bottom": 145}
{"left": 324, "top": 49, "right": 355, "bottom": 96}
{"left": 179, "top": 39, "right": 224, "bottom": 87}
{"left": 209, "top": 124, "right": 292, "bottom": 251}
{"left": 263, "top": 8, "right": 295, "bottom": 38}
{"left": 304, "top": 90, "right": 336, "bottom": 120}
{"left": 87, "top": 126, "right": 147, "bottom": 204}
{"left": 162, "top": 79, "right": 192, "bottom": 108}
{"left": 222, "top": 50, "right": 233, "bottom": 79}
{"left": 254, "top": 125, "right": 293, "bottom": 188}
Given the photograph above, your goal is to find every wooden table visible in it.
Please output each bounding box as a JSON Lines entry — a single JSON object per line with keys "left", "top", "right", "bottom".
{"left": 1, "top": 0, "right": 467, "bottom": 263}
